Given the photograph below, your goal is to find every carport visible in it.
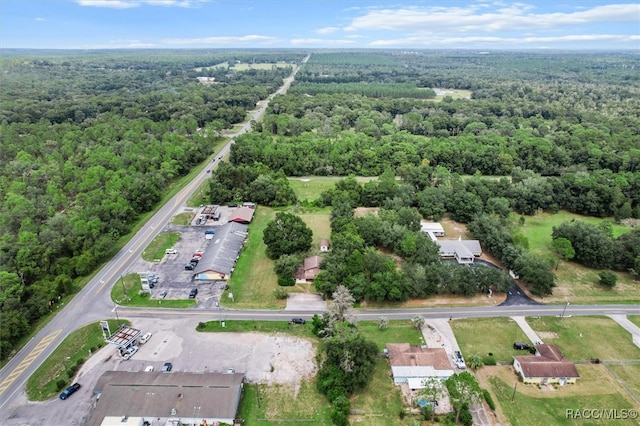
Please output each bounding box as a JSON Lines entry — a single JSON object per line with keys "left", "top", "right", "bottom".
{"left": 105, "top": 325, "right": 142, "bottom": 351}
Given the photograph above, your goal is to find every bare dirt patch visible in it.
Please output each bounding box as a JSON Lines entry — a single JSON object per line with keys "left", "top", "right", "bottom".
{"left": 354, "top": 207, "right": 379, "bottom": 218}
{"left": 536, "top": 331, "right": 559, "bottom": 340}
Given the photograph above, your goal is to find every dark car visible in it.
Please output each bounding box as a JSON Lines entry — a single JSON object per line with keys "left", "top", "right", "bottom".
{"left": 162, "top": 362, "right": 173, "bottom": 372}
{"left": 189, "top": 258, "right": 200, "bottom": 265}
{"left": 184, "top": 264, "right": 195, "bottom": 271}
{"left": 189, "top": 288, "right": 198, "bottom": 298}
{"left": 513, "top": 342, "right": 531, "bottom": 350}
{"left": 291, "top": 318, "right": 306, "bottom": 325}
{"left": 59, "top": 383, "right": 81, "bottom": 400}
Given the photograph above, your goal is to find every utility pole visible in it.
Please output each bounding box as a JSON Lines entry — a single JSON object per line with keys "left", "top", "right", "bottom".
{"left": 511, "top": 381, "right": 517, "bottom": 402}
{"left": 561, "top": 301, "right": 570, "bottom": 319}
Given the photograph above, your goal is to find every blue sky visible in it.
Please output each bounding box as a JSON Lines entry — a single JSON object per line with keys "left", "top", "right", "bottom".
{"left": 1, "top": 1, "right": 639, "bottom": 49}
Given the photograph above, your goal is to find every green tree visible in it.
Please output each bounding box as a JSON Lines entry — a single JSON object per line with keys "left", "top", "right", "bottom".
{"left": 468, "top": 354, "right": 484, "bottom": 371}
{"left": 445, "top": 372, "right": 482, "bottom": 424}
{"left": 550, "top": 237, "right": 575, "bottom": 270}
{"left": 263, "top": 212, "right": 312, "bottom": 259}
{"left": 418, "top": 377, "right": 446, "bottom": 421}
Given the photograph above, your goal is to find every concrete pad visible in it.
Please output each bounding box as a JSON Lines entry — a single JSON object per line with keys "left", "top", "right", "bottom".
{"left": 285, "top": 293, "right": 326, "bottom": 311}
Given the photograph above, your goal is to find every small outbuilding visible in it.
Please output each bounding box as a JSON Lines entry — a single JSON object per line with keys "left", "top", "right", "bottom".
{"left": 319, "top": 239, "right": 330, "bottom": 252}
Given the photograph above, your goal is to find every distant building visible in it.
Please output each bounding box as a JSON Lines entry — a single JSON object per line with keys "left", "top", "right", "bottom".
{"left": 294, "top": 255, "right": 324, "bottom": 283}
{"left": 89, "top": 371, "right": 244, "bottom": 426}
{"left": 196, "top": 76, "right": 216, "bottom": 84}
{"left": 420, "top": 222, "right": 445, "bottom": 240}
{"left": 387, "top": 343, "right": 454, "bottom": 389}
{"left": 319, "top": 239, "right": 330, "bottom": 252}
{"left": 513, "top": 344, "right": 580, "bottom": 385}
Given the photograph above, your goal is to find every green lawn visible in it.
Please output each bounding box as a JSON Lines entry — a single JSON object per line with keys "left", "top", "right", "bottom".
{"left": 358, "top": 320, "right": 424, "bottom": 351}
{"left": 606, "top": 363, "right": 640, "bottom": 402}
{"left": 26, "top": 319, "right": 125, "bottom": 401}
{"left": 171, "top": 211, "right": 193, "bottom": 226}
{"left": 515, "top": 210, "right": 638, "bottom": 304}
{"left": 484, "top": 365, "right": 639, "bottom": 426}
{"left": 238, "top": 380, "right": 331, "bottom": 425}
{"left": 288, "top": 176, "right": 377, "bottom": 202}
{"left": 518, "top": 210, "right": 629, "bottom": 254}
{"left": 228, "top": 207, "right": 282, "bottom": 309}
{"left": 627, "top": 315, "right": 640, "bottom": 328}
{"left": 110, "top": 273, "right": 195, "bottom": 308}
{"left": 526, "top": 316, "right": 640, "bottom": 361}
{"left": 451, "top": 317, "right": 532, "bottom": 363}
{"left": 350, "top": 359, "right": 407, "bottom": 426}
{"left": 296, "top": 206, "right": 332, "bottom": 250}
{"left": 141, "top": 231, "right": 180, "bottom": 262}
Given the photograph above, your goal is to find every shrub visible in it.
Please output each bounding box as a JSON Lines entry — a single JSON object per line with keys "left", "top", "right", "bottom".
{"left": 76, "top": 357, "right": 84, "bottom": 366}
{"left": 273, "top": 287, "right": 289, "bottom": 299}
{"left": 56, "top": 379, "right": 67, "bottom": 391}
{"left": 483, "top": 389, "right": 496, "bottom": 410}
{"left": 197, "top": 322, "right": 206, "bottom": 330}
{"left": 277, "top": 276, "right": 295, "bottom": 287}
{"left": 482, "top": 356, "right": 497, "bottom": 366}
{"left": 598, "top": 270, "right": 617, "bottom": 289}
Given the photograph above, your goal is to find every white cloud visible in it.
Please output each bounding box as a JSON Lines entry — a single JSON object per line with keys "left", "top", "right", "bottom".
{"left": 76, "top": 0, "right": 208, "bottom": 8}
{"left": 369, "top": 33, "right": 640, "bottom": 47}
{"left": 164, "top": 35, "right": 278, "bottom": 45}
{"left": 290, "top": 38, "right": 356, "bottom": 46}
{"left": 345, "top": 3, "right": 640, "bottom": 33}
{"left": 316, "top": 26, "right": 340, "bottom": 35}
{"left": 35, "top": 17, "right": 46, "bottom": 21}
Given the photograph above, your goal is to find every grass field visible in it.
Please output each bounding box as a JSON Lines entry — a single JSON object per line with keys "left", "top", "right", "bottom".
{"left": 196, "top": 61, "right": 293, "bottom": 72}
{"left": 228, "top": 207, "right": 282, "bottom": 309}
{"left": 110, "top": 273, "right": 195, "bottom": 308}
{"left": 606, "top": 363, "right": 640, "bottom": 402}
{"left": 629, "top": 315, "right": 640, "bottom": 328}
{"left": 515, "top": 210, "right": 638, "bottom": 304}
{"left": 141, "top": 231, "right": 180, "bottom": 262}
{"left": 518, "top": 210, "right": 629, "bottom": 254}
{"left": 451, "top": 317, "right": 532, "bottom": 363}
{"left": 238, "top": 380, "right": 331, "bottom": 425}
{"left": 295, "top": 206, "right": 332, "bottom": 249}
{"left": 526, "top": 316, "right": 640, "bottom": 361}
{"left": 288, "top": 176, "right": 377, "bottom": 202}
{"left": 26, "top": 319, "right": 125, "bottom": 401}
{"left": 481, "top": 365, "right": 639, "bottom": 426}
{"left": 350, "top": 359, "right": 406, "bottom": 425}
{"left": 433, "top": 88, "right": 472, "bottom": 101}
{"left": 171, "top": 211, "right": 193, "bottom": 226}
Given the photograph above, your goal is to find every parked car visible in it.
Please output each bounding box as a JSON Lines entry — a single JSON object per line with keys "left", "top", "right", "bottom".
{"left": 162, "top": 362, "right": 173, "bottom": 372}
{"left": 192, "top": 253, "right": 203, "bottom": 259}
{"left": 189, "top": 288, "right": 198, "bottom": 298}
{"left": 184, "top": 264, "right": 194, "bottom": 271}
{"left": 291, "top": 318, "right": 306, "bottom": 325}
{"left": 159, "top": 290, "right": 168, "bottom": 299}
{"left": 513, "top": 342, "right": 531, "bottom": 350}
{"left": 59, "top": 383, "right": 81, "bottom": 400}
{"left": 139, "top": 332, "right": 152, "bottom": 344}
{"left": 165, "top": 249, "right": 177, "bottom": 255}
{"left": 144, "top": 365, "right": 154, "bottom": 372}
{"left": 453, "top": 350, "right": 466, "bottom": 369}
{"left": 189, "top": 258, "right": 199, "bottom": 265}
{"left": 122, "top": 345, "right": 139, "bottom": 360}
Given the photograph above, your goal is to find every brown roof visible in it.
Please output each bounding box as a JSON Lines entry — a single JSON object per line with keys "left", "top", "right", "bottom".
{"left": 294, "top": 256, "right": 323, "bottom": 280}
{"left": 89, "top": 371, "right": 245, "bottom": 426}
{"left": 320, "top": 239, "right": 330, "bottom": 247}
{"left": 229, "top": 206, "right": 255, "bottom": 223}
{"left": 514, "top": 344, "right": 580, "bottom": 379}
{"left": 387, "top": 343, "right": 451, "bottom": 370}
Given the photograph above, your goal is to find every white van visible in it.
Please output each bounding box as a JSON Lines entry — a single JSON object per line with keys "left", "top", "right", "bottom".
{"left": 165, "top": 249, "right": 177, "bottom": 254}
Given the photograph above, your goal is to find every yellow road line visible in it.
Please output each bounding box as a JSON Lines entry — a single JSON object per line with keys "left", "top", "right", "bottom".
{"left": 0, "top": 329, "right": 63, "bottom": 396}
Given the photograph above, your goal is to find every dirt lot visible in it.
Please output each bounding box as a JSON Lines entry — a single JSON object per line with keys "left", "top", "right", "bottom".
{"left": 5, "top": 317, "right": 317, "bottom": 426}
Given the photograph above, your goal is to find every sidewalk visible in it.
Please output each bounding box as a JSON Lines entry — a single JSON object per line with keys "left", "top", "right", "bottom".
{"left": 607, "top": 315, "right": 640, "bottom": 348}
{"left": 511, "top": 316, "right": 543, "bottom": 345}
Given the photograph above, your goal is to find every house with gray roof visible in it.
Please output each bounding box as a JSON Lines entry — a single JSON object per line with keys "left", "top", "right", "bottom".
{"left": 89, "top": 371, "right": 244, "bottom": 426}
{"left": 194, "top": 222, "right": 248, "bottom": 280}
{"left": 436, "top": 239, "right": 482, "bottom": 264}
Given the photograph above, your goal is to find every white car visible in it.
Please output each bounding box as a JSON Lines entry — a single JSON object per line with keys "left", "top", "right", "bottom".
{"left": 122, "top": 345, "right": 139, "bottom": 360}
{"left": 139, "top": 332, "right": 152, "bottom": 344}
{"left": 144, "top": 365, "right": 154, "bottom": 372}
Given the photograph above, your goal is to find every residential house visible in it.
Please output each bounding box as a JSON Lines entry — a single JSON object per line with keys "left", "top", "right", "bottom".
{"left": 294, "top": 255, "right": 323, "bottom": 283}
{"left": 387, "top": 343, "right": 454, "bottom": 390}
{"left": 513, "top": 343, "right": 580, "bottom": 385}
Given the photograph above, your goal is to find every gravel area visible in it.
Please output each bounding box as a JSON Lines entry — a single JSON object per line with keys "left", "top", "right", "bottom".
{"left": 5, "top": 317, "right": 317, "bottom": 426}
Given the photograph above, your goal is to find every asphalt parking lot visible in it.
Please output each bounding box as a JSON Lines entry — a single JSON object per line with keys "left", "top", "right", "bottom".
{"left": 131, "top": 207, "right": 237, "bottom": 307}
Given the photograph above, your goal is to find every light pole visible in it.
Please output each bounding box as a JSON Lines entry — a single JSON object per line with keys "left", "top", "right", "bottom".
{"left": 216, "top": 299, "right": 222, "bottom": 326}
{"left": 114, "top": 304, "right": 119, "bottom": 323}
{"left": 120, "top": 274, "right": 126, "bottom": 300}
{"left": 561, "top": 301, "right": 570, "bottom": 319}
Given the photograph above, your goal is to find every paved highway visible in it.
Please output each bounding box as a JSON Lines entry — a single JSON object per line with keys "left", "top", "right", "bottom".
{"left": 1, "top": 53, "right": 639, "bottom": 415}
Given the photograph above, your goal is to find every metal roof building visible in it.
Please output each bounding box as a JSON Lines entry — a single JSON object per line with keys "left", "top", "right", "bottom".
{"left": 194, "top": 222, "right": 248, "bottom": 280}
{"left": 89, "top": 371, "right": 245, "bottom": 426}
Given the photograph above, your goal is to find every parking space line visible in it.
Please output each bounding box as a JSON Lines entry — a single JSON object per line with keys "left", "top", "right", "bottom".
{"left": 0, "top": 329, "right": 63, "bottom": 396}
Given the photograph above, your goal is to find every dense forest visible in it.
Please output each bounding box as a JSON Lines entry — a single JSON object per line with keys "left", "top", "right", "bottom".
{"left": 2, "top": 49, "right": 640, "bottom": 360}
{"left": 0, "top": 50, "right": 306, "bottom": 359}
